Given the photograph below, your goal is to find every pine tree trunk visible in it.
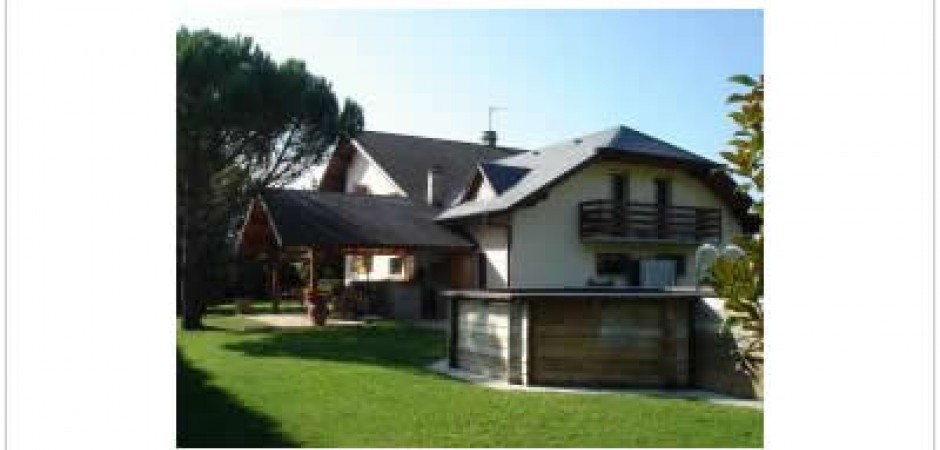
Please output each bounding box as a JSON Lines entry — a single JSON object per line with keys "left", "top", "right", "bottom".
{"left": 179, "top": 163, "right": 206, "bottom": 330}
{"left": 180, "top": 233, "right": 205, "bottom": 330}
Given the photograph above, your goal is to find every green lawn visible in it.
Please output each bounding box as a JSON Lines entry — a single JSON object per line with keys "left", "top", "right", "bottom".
{"left": 177, "top": 311, "right": 763, "bottom": 448}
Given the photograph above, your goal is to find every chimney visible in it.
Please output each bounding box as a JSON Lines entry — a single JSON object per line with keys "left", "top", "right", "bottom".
{"left": 483, "top": 106, "right": 503, "bottom": 148}
{"left": 482, "top": 130, "right": 498, "bottom": 148}
{"left": 427, "top": 165, "right": 442, "bottom": 206}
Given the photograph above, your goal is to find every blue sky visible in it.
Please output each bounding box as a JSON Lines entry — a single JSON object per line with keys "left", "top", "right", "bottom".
{"left": 179, "top": 9, "right": 762, "bottom": 161}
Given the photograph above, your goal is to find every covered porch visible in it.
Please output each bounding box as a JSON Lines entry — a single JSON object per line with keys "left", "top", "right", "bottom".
{"left": 236, "top": 189, "right": 475, "bottom": 322}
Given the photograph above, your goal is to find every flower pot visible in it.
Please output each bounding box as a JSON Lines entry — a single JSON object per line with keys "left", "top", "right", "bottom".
{"left": 306, "top": 289, "right": 327, "bottom": 326}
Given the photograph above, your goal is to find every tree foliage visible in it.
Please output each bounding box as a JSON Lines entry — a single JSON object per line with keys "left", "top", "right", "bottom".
{"left": 710, "top": 74, "right": 764, "bottom": 380}
{"left": 338, "top": 98, "right": 365, "bottom": 139}
{"left": 177, "top": 28, "right": 364, "bottom": 329}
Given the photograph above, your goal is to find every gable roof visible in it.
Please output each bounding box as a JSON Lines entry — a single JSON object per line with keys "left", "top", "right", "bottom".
{"left": 257, "top": 189, "right": 472, "bottom": 249}
{"left": 437, "top": 125, "right": 755, "bottom": 229}
{"left": 354, "top": 131, "right": 524, "bottom": 207}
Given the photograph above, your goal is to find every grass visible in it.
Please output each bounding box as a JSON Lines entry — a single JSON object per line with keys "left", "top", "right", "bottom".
{"left": 178, "top": 310, "right": 763, "bottom": 448}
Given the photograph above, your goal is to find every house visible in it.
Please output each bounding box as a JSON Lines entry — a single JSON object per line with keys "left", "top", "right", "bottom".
{"left": 436, "top": 125, "right": 756, "bottom": 289}
{"left": 237, "top": 125, "right": 759, "bottom": 397}
{"left": 311, "top": 125, "right": 755, "bottom": 292}
{"left": 240, "top": 125, "right": 756, "bottom": 304}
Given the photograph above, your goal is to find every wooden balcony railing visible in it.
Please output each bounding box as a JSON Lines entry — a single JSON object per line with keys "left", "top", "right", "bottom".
{"left": 579, "top": 199, "right": 722, "bottom": 242}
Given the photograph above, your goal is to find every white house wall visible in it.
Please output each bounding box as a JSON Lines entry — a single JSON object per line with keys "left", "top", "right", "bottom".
{"left": 344, "top": 254, "right": 415, "bottom": 284}
{"left": 473, "top": 223, "right": 509, "bottom": 288}
{"left": 509, "top": 161, "right": 744, "bottom": 288}
{"left": 344, "top": 147, "right": 405, "bottom": 196}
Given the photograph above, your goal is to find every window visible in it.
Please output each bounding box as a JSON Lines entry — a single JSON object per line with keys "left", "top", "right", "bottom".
{"left": 639, "top": 259, "right": 677, "bottom": 288}
{"left": 657, "top": 254, "right": 686, "bottom": 277}
{"left": 388, "top": 256, "right": 404, "bottom": 275}
{"left": 596, "top": 253, "right": 628, "bottom": 276}
{"left": 597, "top": 253, "right": 650, "bottom": 285}
{"left": 610, "top": 174, "right": 628, "bottom": 203}
{"left": 655, "top": 178, "right": 671, "bottom": 206}
{"left": 353, "top": 255, "right": 373, "bottom": 274}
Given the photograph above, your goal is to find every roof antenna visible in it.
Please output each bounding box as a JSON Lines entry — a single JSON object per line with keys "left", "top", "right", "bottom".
{"left": 482, "top": 106, "right": 504, "bottom": 148}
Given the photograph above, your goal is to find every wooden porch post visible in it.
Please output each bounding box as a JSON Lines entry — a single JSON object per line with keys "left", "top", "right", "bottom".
{"left": 307, "top": 247, "right": 328, "bottom": 325}
{"left": 308, "top": 248, "right": 318, "bottom": 293}
{"left": 270, "top": 249, "right": 281, "bottom": 313}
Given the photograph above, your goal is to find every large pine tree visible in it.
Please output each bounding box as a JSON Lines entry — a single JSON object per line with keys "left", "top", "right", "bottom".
{"left": 176, "top": 28, "right": 364, "bottom": 329}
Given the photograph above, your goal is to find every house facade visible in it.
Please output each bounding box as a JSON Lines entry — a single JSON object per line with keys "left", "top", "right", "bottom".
{"left": 316, "top": 130, "right": 525, "bottom": 290}
{"left": 312, "top": 126, "right": 754, "bottom": 292}
{"left": 439, "top": 127, "right": 756, "bottom": 290}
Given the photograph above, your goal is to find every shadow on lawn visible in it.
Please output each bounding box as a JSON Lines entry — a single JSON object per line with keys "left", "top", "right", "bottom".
{"left": 222, "top": 323, "right": 446, "bottom": 372}
{"left": 177, "top": 351, "right": 304, "bottom": 448}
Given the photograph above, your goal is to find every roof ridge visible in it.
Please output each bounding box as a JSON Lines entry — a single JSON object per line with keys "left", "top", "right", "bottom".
{"left": 535, "top": 124, "right": 715, "bottom": 163}
{"left": 361, "top": 130, "right": 527, "bottom": 154}
{"left": 268, "top": 188, "right": 421, "bottom": 202}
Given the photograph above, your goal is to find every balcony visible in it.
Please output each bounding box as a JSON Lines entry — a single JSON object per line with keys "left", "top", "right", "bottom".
{"left": 579, "top": 199, "right": 722, "bottom": 243}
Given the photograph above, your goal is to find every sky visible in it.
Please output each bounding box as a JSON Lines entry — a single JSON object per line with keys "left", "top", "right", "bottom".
{"left": 179, "top": 9, "right": 763, "bottom": 165}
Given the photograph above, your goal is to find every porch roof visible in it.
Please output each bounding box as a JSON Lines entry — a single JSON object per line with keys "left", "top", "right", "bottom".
{"left": 246, "top": 189, "right": 474, "bottom": 252}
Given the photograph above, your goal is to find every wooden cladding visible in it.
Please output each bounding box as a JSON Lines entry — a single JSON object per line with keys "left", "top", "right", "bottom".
{"left": 449, "top": 293, "right": 693, "bottom": 389}
{"left": 579, "top": 199, "right": 721, "bottom": 242}
{"left": 239, "top": 200, "right": 279, "bottom": 258}
{"left": 528, "top": 298, "right": 690, "bottom": 388}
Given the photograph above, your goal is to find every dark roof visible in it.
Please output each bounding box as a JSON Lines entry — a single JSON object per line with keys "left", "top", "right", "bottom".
{"left": 439, "top": 125, "right": 749, "bottom": 224}
{"left": 545, "top": 125, "right": 718, "bottom": 166}
{"left": 355, "top": 131, "right": 525, "bottom": 207}
{"left": 481, "top": 162, "right": 531, "bottom": 194}
{"left": 261, "top": 189, "right": 472, "bottom": 249}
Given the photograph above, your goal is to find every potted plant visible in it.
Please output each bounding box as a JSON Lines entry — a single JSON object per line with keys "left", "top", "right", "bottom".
{"left": 306, "top": 288, "right": 328, "bottom": 326}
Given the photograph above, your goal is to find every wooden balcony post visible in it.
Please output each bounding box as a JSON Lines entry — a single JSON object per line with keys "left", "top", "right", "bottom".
{"left": 657, "top": 205, "right": 668, "bottom": 240}
{"left": 622, "top": 202, "right": 630, "bottom": 237}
